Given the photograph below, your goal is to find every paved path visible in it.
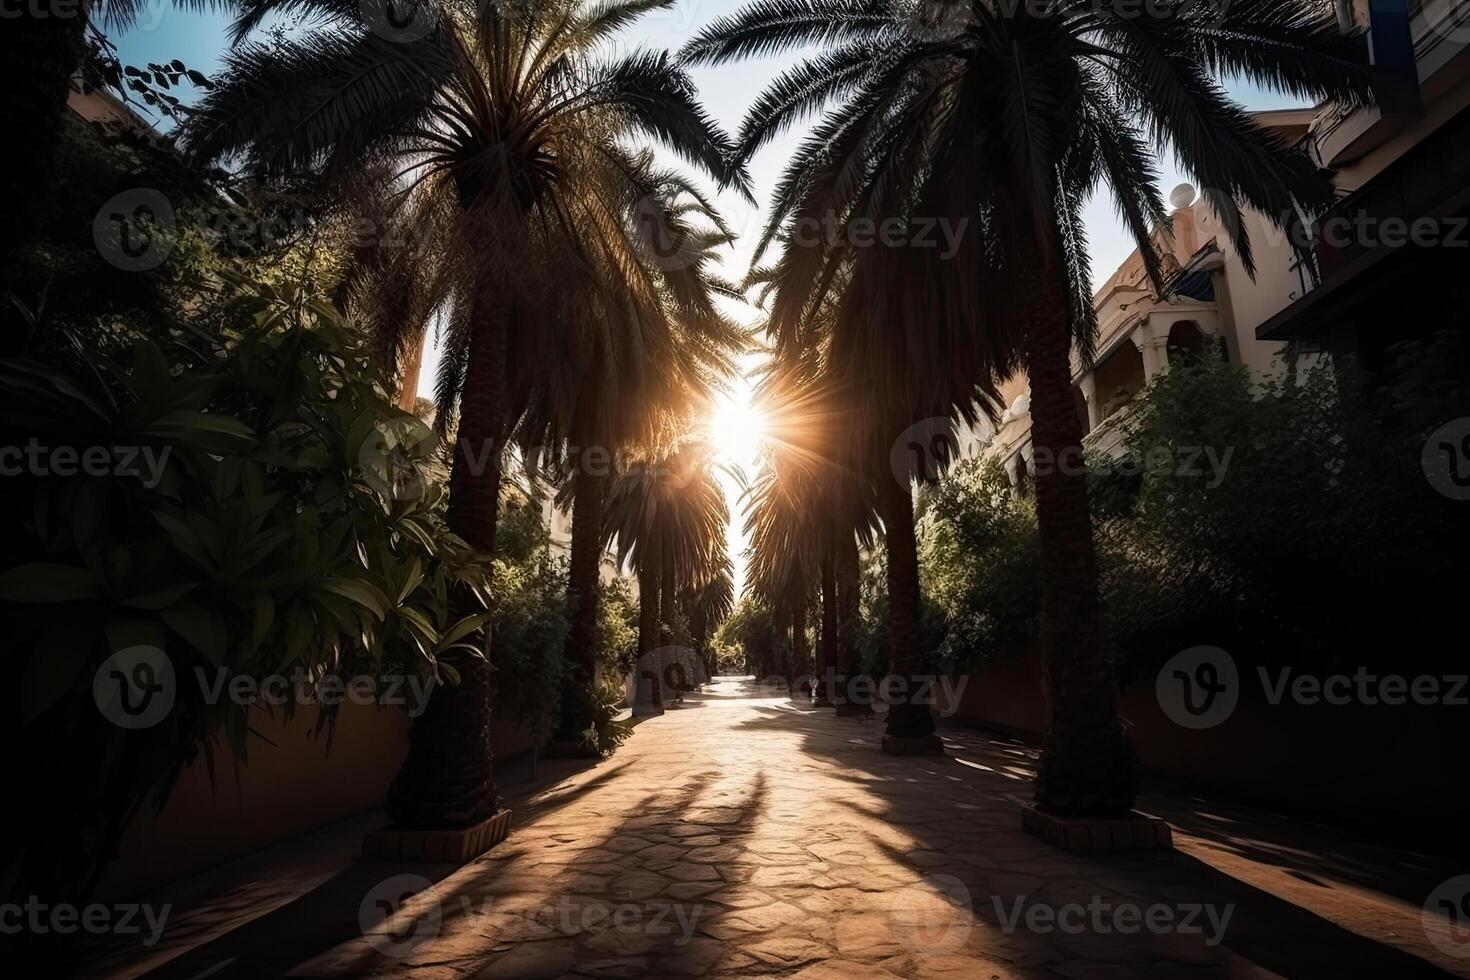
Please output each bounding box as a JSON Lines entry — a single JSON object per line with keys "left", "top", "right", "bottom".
{"left": 101, "top": 677, "right": 1467, "bottom": 979}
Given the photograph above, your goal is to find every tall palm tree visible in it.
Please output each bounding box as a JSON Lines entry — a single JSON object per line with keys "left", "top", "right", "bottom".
{"left": 604, "top": 444, "right": 730, "bottom": 701}
{"left": 687, "top": 0, "right": 1378, "bottom": 810}
{"left": 514, "top": 169, "right": 744, "bottom": 740}
{"left": 185, "top": 0, "right": 739, "bottom": 831}
{"left": 685, "top": 555, "right": 735, "bottom": 677}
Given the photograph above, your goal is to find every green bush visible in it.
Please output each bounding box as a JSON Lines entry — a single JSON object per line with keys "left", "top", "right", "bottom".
{"left": 1, "top": 274, "right": 493, "bottom": 911}
{"left": 920, "top": 340, "right": 1470, "bottom": 681}
{"left": 920, "top": 459, "right": 1041, "bottom": 670}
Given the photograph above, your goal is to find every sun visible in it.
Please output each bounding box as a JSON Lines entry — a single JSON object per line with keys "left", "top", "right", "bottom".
{"left": 707, "top": 389, "right": 766, "bottom": 468}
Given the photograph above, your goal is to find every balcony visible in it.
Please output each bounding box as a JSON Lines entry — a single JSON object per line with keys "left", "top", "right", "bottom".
{"left": 1314, "top": 0, "right": 1470, "bottom": 167}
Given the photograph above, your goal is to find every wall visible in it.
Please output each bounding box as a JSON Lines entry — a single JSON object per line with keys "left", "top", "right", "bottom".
{"left": 951, "top": 650, "right": 1463, "bottom": 845}
{"left": 97, "top": 702, "right": 538, "bottom": 900}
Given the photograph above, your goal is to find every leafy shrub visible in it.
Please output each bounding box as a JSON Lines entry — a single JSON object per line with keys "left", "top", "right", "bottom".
{"left": 578, "top": 675, "right": 634, "bottom": 757}
{"left": 1, "top": 275, "right": 492, "bottom": 912}
{"left": 920, "top": 459, "right": 1041, "bottom": 669}
{"left": 487, "top": 545, "right": 569, "bottom": 742}
{"left": 920, "top": 340, "right": 1470, "bottom": 682}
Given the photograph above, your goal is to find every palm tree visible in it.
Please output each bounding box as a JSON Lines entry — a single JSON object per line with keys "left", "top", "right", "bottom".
{"left": 687, "top": 0, "right": 1378, "bottom": 811}
{"left": 514, "top": 170, "right": 744, "bottom": 741}
{"left": 685, "top": 556, "right": 735, "bottom": 678}
{"left": 604, "top": 444, "right": 730, "bottom": 704}
{"left": 746, "top": 352, "right": 838, "bottom": 699}
{"left": 185, "top": 0, "right": 739, "bottom": 831}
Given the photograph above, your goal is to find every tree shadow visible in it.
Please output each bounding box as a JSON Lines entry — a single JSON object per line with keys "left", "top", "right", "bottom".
{"left": 88, "top": 756, "right": 776, "bottom": 978}
{"left": 730, "top": 704, "right": 1463, "bottom": 978}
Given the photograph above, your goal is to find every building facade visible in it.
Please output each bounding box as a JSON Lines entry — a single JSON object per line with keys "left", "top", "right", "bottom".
{"left": 971, "top": 0, "right": 1470, "bottom": 481}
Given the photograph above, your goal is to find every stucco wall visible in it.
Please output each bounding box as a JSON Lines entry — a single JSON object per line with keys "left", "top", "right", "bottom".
{"left": 950, "top": 651, "right": 1462, "bottom": 846}
{"left": 97, "top": 702, "right": 538, "bottom": 900}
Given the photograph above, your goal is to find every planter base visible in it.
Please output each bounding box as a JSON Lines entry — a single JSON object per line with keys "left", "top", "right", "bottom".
{"left": 812, "top": 696, "right": 835, "bottom": 708}
{"left": 834, "top": 704, "right": 873, "bottom": 717}
{"left": 362, "top": 809, "right": 512, "bottom": 863}
{"left": 1021, "top": 804, "right": 1173, "bottom": 853}
{"left": 881, "top": 733, "right": 946, "bottom": 756}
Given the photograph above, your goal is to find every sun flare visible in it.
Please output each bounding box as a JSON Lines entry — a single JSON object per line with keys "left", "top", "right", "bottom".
{"left": 707, "top": 391, "right": 766, "bottom": 468}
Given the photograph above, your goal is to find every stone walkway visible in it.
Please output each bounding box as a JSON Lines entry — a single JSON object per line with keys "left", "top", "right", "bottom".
{"left": 94, "top": 677, "right": 1467, "bottom": 978}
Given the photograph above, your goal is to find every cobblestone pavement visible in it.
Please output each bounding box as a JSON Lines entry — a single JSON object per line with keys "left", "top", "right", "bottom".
{"left": 107, "top": 676, "right": 1467, "bottom": 979}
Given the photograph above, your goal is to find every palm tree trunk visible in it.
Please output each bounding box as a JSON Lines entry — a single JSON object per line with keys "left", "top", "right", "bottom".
{"left": 385, "top": 261, "right": 506, "bottom": 829}
{"left": 637, "top": 563, "right": 662, "bottom": 710}
{"left": 835, "top": 532, "right": 865, "bottom": 713}
{"left": 446, "top": 275, "right": 507, "bottom": 551}
{"left": 662, "top": 565, "right": 691, "bottom": 695}
{"left": 816, "top": 551, "right": 837, "bottom": 706}
{"left": 880, "top": 465, "right": 935, "bottom": 743}
{"left": 774, "top": 603, "right": 792, "bottom": 694}
{"left": 661, "top": 565, "right": 677, "bottom": 642}
{"left": 1026, "top": 279, "right": 1138, "bottom": 816}
{"left": 554, "top": 465, "right": 604, "bottom": 741}
{"left": 791, "top": 573, "right": 809, "bottom": 698}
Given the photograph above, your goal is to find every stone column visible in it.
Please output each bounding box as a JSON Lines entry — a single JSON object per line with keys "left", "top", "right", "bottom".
{"left": 1077, "top": 372, "right": 1101, "bottom": 433}
{"left": 1132, "top": 325, "right": 1167, "bottom": 380}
